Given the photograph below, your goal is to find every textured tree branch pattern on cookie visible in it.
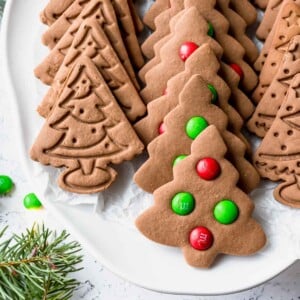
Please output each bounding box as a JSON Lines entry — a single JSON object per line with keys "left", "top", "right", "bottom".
{"left": 31, "top": 56, "right": 143, "bottom": 194}
{"left": 254, "top": 73, "right": 300, "bottom": 208}
{"left": 37, "top": 19, "right": 145, "bottom": 123}
{"left": 253, "top": 2, "right": 300, "bottom": 103}
{"left": 39, "top": 0, "right": 138, "bottom": 87}
{"left": 248, "top": 35, "right": 300, "bottom": 137}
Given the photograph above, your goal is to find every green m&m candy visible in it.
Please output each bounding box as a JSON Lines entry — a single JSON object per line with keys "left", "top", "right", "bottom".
{"left": 171, "top": 192, "right": 195, "bottom": 216}
{"left": 207, "top": 84, "right": 218, "bottom": 104}
{"left": 23, "top": 193, "right": 42, "bottom": 210}
{"left": 207, "top": 23, "right": 215, "bottom": 38}
{"left": 185, "top": 116, "right": 209, "bottom": 139}
{"left": 173, "top": 155, "right": 188, "bottom": 167}
{"left": 0, "top": 175, "right": 14, "bottom": 195}
{"left": 213, "top": 199, "right": 239, "bottom": 224}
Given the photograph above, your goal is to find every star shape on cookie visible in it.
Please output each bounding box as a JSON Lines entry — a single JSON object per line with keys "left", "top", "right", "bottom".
{"left": 283, "top": 10, "right": 300, "bottom": 27}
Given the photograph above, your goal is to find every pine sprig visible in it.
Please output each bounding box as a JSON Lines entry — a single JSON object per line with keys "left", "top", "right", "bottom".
{"left": 0, "top": 225, "right": 83, "bottom": 300}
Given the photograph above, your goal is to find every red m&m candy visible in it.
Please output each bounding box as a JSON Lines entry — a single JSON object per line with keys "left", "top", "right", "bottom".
{"left": 179, "top": 42, "right": 199, "bottom": 61}
{"left": 230, "top": 63, "right": 244, "bottom": 79}
{"left": 196, "top": 157, "right": 221, "bottom": 180}
{"left": 158, "top": 122, "right": 166, "bottom": 135}
{"left": 189, "top": 226, "right": 213, "bottom": 250}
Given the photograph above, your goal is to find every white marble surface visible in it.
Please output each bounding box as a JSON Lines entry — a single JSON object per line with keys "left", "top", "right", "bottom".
{"left": 0, "top": 84, "right": 299, "bottom": 300}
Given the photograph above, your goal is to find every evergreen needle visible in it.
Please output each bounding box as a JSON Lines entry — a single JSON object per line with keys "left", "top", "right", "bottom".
{"left": 0, "top": 224, "right": 83, "bottom": 300}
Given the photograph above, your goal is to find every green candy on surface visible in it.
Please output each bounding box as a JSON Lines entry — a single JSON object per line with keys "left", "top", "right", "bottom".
{"left": 171, "top": 192, "right": 195, "bottom": 216}
{"left": 0, "top": 175, "right": 14, "bottom": 195}
{"left": 207, "top": 84, "right": 218, "bottom": 104}
{"left": 214, "top": 199, "right": 239, "bottom": 225}
{"left": 207, "top": 22, "right": 215, "bottom": 38}
{"left": 173, "top": 155, "right": 188, "bottom": 167}
{"left": 23, "top": 193, "right": 42, "bottom": 210}
{"left": 185, "top": 116, "right": 209, "bottom": 139}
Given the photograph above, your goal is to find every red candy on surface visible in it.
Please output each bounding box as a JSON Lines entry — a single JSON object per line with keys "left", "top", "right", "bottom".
{"left": 163, "top": 87, "right": 168, "bottom": 96}
{"left": 230, "top": 63, "right": 244, "bottom": 79}
{"left": 158, "top": 122, "right": 166, "bottom": 135}
{"left": 189, "top": 226, "right": 213, "bottom": 250}
{"left": 196, "top": 157, "right": 221, "bottom": 180}
{"left": 179, "top": 42, "right": 199, "bottom": 62}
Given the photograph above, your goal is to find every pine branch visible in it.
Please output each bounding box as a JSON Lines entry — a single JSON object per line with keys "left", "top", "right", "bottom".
{"left": 0, "top": 225, "right": 83, "bottom": 300}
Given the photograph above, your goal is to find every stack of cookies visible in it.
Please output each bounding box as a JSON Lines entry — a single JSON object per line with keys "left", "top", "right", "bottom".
{"left": 30, "top": 0, "right": 147, "bottom": 194}
{"left": 248, "top": 0, "right": 300, "bottom": 209}
{"left": 31, "top": 0, "right": 269, "bottom": 268}
{"left": 131, "top": 0, "right": 267, "bottom": 268}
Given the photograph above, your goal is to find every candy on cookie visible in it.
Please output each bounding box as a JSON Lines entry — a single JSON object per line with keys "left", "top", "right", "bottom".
{"left": 134, "top": 75, "right": 260, "bottom": 194}
{"left": 136, "top": 125, "right": 266, "bottom": 268}
{"left": 135, "top": 44, "right": 253, "bottom": 149}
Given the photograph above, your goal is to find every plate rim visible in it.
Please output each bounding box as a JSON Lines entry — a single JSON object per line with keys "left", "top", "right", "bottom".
{"left": 1, "top": 0, "right": 296, "bottom": 296}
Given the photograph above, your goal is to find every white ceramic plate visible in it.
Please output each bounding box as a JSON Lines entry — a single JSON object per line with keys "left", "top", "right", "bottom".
{"left": 1, "top": 0, "right": 297, "bottom": 295}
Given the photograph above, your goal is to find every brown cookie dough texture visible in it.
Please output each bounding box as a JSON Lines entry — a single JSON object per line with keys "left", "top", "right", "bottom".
{"left": 254, "top": 0, "right": 300, "bottom": 72}
{"left": 37, "top": 19, "right": 146, "bottom": 123}
{"left": 31, "top": 56, "right": 144, "bottom": 194}
{"left": 142, "top": 0, "right": 258, "bottom": 69}
{"left": 134, "top": 75, "right": 259, "bottom": 194}
{"left": 253, "top": 0, "right": 269, "bottom": 10}
{"left": 140, "top": 7, "right": 223, "bottom": 102}
{"left": 143, "top": 0, "right": 258, "bottom": 64}
{"left": 40, "top": 0, "right": 74, "bottom": 25}
{"left": 136, "top": 125, "right": 266, "bottom": 268}
{"left": 256, "top": 0, "right": 283, "bottom": 40}
{"left": 40, "top": 0, "right": 139, "bottom": 83}
{"left": 254, "top": 73, "right": 300, "bottom": 208}
{"left": 252, "top": 2, "right": 300, "bottom": 103}
{"left": 248, "top": 35, "right": 300, "bottom": 137}
{"left": 135, "top": 44, "right": 252, "bottom": 149}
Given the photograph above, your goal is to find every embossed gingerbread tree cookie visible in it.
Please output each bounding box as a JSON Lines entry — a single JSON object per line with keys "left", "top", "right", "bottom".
{"left": 136, "top": 125, "right": 266, "bottom": 268}
{"left": 38, "top": 0, "right": 138, "bottom": 87}
{"left": 256, "top": 0, "right": 283, "bottom": 40}
{"left": 135, "top": 44, "right": 253, "bottom": 149}
{"left": 248, "top": 35, "right": 300, "bottom": 137}
{"left": 31, "top": 56, "right": 144, "bottom": 194}
{"left": 135, "top": 75, "right": 260, "bottom": 194}
{"left": 252, "top": 2, "right": 300, "bottom": 103}
{"left": 254, "top": 73, "right": 300, "bottom": 208}
{"left": 37, "top": 19, "right": 146, "bottom": 123}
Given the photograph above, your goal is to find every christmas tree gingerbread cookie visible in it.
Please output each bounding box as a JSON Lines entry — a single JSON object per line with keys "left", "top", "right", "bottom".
{"left": 140, "top": 8, "right": 222, "bottom": 103}
{"left": 256, "top": 0, "right": 283, "bottom": 40}
{"left": 135, "top": 44, "right": 253, "bottom": 147}
{"left": 252, "top": 2, "right": 300, "bottom": 103}
{"left": 136, "top": 125, "right": 266, "bottom": 268}
{"left": 142, "top": 0, "right": 258, "bottom": 67}
{"left": 40, "top": 0, "right": 74, "bottom": 25}
{"left": 135, "top": 75, "right": 260, "bottom": 194}
{"left": 143, "top": 0, "right": 170, "bottom": 30}
{"left": 37, "top": 19, "right": 146, "bottom": 123}
{"left": 216, "top": 0, "right": 258, "bottom": 64}
{"left": 39, "top": 0, "right": 137, "bottom": 86}
{"left": 248, "top": 35, "right": 300, "bottom": 137}
{"left": 31, "top": 56, "right": 144, "bottom": 194}
{"left": 254, "top": 73, "right": 300, "bottom": 208}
